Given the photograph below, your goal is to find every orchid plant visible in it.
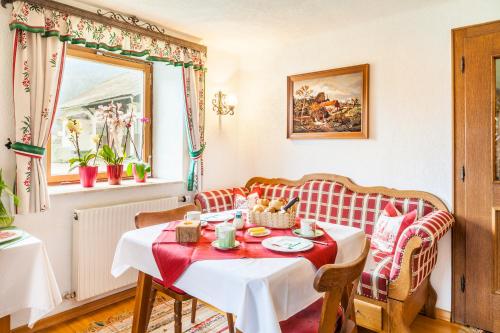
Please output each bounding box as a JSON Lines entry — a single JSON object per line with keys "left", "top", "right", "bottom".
{"left": 97, "top": 101, "right": 151, "bottom": 180}
{"left": 125, "top": 116, "right": 151, "bottom": 180}
{"left": 66, "top": 119, "right": 98, "bottom": 172}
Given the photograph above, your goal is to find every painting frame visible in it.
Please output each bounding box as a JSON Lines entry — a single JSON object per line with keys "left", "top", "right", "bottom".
{"left": 287, "top": 64, "right": 369, "bottom": 139}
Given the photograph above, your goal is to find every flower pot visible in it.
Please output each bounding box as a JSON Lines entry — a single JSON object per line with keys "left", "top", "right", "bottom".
{"left": 107, "top": 165, "right": 123, "bottom": 185}
{"left": 132, "top": 164, "right": 147, "bottom": 183}
{"left": 79, "top": 166, "right": 98, "bottom": 188}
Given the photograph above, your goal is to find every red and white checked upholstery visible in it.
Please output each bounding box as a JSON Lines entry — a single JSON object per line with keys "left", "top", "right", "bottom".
{"left": 390, "top": 210, "right": 454, "bottom": 292}
{"left": 358, "top": 250, "right": 393, "bottom": 302}
{"left": 194, "top": 187, "right": 247, "bottom": 213}
{"left": 195, "top": 179, "right": 454, "bottom": 302}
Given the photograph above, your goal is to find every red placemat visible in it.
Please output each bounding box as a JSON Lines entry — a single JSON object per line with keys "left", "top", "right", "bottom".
{"left": 152, "top": 221, "right": 337, "bottom": 288}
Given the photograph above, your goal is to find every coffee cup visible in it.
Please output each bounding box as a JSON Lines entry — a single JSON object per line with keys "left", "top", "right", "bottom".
{"left": 300, "top": 218, "right": 316, "bottom": 237}
{"left": 184, "top": 211, "right": 201, "bottom": 222}
{"left": 216, "top": 224, "right": 236, "bottom": 248}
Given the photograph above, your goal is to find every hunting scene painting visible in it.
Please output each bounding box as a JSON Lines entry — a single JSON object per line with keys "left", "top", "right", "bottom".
{"left": 287, "top": 64, "right": 369, "bottom": 139}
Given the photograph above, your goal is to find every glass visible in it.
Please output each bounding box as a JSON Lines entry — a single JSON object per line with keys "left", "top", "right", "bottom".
{"left": 496, "top": 59, "right": 500, "bottom": 179}
{"left": 50, "top": 56, "right": 144, "bottom": 176}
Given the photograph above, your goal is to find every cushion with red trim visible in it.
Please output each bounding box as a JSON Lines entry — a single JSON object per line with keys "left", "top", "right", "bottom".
{"left": 233, "top": 186, "right": 262, "bottom": 209}
{"left": 279, "top": 298, "right": 344, "bottom": 333}
{"left": 371, "top": 202, "right": 416, "bottom": 254}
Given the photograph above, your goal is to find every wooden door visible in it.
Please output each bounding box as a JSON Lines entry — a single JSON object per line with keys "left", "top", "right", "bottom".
{"left": 454, "top": 20, "right": 500, "bottom": 332}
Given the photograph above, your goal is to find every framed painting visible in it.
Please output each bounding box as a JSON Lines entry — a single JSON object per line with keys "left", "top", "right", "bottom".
{"left": 287, "top": 64, "right": 369, "bottom": 139}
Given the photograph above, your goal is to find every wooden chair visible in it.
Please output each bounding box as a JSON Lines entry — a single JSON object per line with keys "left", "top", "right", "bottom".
{"left": 135, "top": 204, "right": 236, "bottom": 333}
{"left": 279, "top": 238, "right": 370, "bottom": 333}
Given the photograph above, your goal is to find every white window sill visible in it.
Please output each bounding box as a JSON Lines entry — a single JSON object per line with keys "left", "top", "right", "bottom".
{"left": 48, "top": 178, "right": 184, "bottom": 196}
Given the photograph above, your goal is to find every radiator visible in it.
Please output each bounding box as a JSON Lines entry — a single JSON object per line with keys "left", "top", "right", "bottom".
{"left": 73, "top": 196, "right": 179, "bottom": 301}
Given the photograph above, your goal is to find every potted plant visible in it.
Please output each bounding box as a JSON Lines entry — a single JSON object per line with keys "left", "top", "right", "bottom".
{"left": 98, "top": 144, "right": 125, "bottom": 185}
{"left": 0, "top": 169, "right": 19, "bottom": 228}
{"left": 66, "top": 119, "right": 98, "bottom": 188}
{"left": 125, "top": 116, "right": 151, "bottom": 183}
{"left": 126, "top": 159, "right": 151, "bottom": 183}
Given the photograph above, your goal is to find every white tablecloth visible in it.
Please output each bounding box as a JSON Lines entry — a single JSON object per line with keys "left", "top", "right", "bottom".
{"left": 112, "top": 222, "right": 365, "bottom": 333}
{"left": 0, "top": 235, "right": 62, "bottom": 327}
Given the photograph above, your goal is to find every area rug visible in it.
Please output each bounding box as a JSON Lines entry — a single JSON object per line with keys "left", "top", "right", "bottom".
{"left": 82, "top": 295, "right": 230, "bottom": 333}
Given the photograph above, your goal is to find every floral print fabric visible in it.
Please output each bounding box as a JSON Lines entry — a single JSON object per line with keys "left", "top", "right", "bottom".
{"left": 10, "top": 1, "right": 206, "bottom": 70}
{"left": 13, "top": 29, "right": 66, "bottom": 213}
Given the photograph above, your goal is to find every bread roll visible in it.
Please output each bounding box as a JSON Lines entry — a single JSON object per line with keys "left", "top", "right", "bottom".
{"left": 264, "top": 207, "right": 277, "bottom": 213}
{"left": 269, "top": 199, "right": 284, "bottom": 210}
{"left": 257, "top": 198, "right": 270, "bottom": 207}
{"left": 252, "top": 204, "right": 265, "bottom": 213}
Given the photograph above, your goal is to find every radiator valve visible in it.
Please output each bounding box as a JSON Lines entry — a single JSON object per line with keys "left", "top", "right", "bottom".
{"left": 62, "top": 291, "right": 76, "bottom": 300}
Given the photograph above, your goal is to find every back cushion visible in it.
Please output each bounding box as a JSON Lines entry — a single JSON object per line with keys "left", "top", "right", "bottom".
{"left": 251, "top": 180, "right": 436, "bottom": 236}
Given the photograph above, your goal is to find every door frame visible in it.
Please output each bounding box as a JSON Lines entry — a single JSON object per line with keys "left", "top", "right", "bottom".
{"left": 452, "top": 19, "right": 500, "bottom": 325}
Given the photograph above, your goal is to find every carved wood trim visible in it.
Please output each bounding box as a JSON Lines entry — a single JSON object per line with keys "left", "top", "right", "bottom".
{"left": 1, "top": 0, "right": 207, "bottom": 53}
{"left": 245, "top": 173, "right": 449, "bottom": 211}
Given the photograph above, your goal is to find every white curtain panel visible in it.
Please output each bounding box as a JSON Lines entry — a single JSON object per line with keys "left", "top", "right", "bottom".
{"left": 12, "top": 29, "right": 66, "bottom": 213}
{"left": 182, "top": 67, "right": 206, "bottom": 192}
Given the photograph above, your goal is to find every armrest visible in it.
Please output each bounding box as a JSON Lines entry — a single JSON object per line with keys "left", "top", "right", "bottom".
{"left": 388, "top": 210, "right": 454, "bottom": 300}
{"left": 194, "top": 187, "right": 242, "bottom": 213}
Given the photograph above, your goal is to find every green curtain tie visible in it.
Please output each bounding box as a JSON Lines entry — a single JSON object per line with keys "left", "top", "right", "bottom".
{"left": 187, "top": 145, "right": 205, "bottom": 191}
{"left": 11, "top": 142, "right": 45, "bottom": 159}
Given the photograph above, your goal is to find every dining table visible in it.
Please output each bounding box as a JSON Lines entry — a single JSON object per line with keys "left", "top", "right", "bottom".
{"left": 111, "top": 210, "right": 365, "bottom": 333}
{"left": 0, "top": 230, "right": 62, "bottom": 333}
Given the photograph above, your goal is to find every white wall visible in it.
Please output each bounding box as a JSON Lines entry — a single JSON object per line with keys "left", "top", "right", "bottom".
{"left": 231, "top": 0, "right": 500, "bottom": 311}
{"left": 202, "top": 46, "right": 241, "bottom": 189}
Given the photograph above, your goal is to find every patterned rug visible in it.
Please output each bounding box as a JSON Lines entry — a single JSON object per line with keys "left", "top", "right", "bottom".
{"left": 82, "top": 295, "right": 230, "bottom": 333}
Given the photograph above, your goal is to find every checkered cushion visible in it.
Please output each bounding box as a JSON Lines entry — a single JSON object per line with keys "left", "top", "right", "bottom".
{"left": 295, "top": 180, "right": 435, "bottom": 236}
{"left": 357, "top": 250, "right": 393, "bottom": 301}
{"left": 194, "top": 187, "right": 245, "bottom": 213}
{"left": 358, "top": 251, "right": 393, "bottom": 302}
{"left": 390, "top": 210, "right": 454, "bottom": 292}
{"left": 250, "top": 182, "right": 302, "bottom": 201}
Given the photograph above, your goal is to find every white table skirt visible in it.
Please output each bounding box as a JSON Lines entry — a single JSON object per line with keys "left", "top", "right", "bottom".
{"left": 112, "top": 222, "right": 365, "bottom": 333}
{"left": 0, "top": 235, "right": 62, "bottom": 328}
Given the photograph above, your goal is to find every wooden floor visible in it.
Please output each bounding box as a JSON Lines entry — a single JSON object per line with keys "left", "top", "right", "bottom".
{"left": 37, "top": 296, "right": 469, "bottom": 333}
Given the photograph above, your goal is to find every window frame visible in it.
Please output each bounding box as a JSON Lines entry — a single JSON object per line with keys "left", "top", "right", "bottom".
{"left": 47, "top": 45, "right": 153, "bottom": 185}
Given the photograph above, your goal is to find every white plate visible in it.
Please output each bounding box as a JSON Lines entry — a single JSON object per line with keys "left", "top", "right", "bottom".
{"left": 201, "top": 212, "right": 235, "bottom": 223}
{"left": 0, "top": 229, "right": 23, "bottom": 244}
{"left": 262, "top": 236, "right": 313, "bottom": 253}
{"left": 292, "top": 229, "right": 325, "bottom": 239}
{"left": 247, "top": 229, "right": 271, "bottom": 238}
{"left": 211, "top": 240, "right": 240, "bottom": 250}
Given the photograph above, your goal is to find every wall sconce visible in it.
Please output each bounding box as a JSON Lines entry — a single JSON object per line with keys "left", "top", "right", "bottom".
{"left": 212, "top": 91, "right": 237, "bottom": 116}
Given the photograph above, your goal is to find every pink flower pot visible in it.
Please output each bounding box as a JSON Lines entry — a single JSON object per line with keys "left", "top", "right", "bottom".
{"left": 133, "top": 164, "right": 147, "bottom": 183}
{"left": 107, "top": 165, "right": 123, "bottom": 185}
{"left": 79, "top": 166, "right": 98, "bottom": 188}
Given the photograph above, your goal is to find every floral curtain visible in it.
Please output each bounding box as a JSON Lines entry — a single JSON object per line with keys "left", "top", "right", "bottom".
{"left": 12, "top": 29, "right": 66, "bottom": 213}
{"left": 10, "top": 1, "right": 206, "bottom": 70}
{"left": 182, "top": 67, "right": 205, "bottom": 192}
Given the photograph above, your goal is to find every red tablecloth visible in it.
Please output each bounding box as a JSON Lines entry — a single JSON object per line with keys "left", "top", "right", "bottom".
{"left": 152, "top": 222, "right": 337, "bottom": 288}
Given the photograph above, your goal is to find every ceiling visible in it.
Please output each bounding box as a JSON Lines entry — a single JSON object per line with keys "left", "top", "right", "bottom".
{"left": 73, "top": 0, "right": 449, "bottom": 53}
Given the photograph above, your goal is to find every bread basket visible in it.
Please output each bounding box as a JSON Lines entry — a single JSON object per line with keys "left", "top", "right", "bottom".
{"left": 248, "top": 210, "right": 296, "bottom": 229}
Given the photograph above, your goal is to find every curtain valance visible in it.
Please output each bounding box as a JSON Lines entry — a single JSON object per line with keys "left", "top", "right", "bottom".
{"left": 9, "top": 1, "right": 206, "bottom": 70}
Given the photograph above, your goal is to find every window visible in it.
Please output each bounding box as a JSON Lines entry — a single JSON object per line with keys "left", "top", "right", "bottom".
{"left": 47, "top": 46, "right": 152, "bottom": 184}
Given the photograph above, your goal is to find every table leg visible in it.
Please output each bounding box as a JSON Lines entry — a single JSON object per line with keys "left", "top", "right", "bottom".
{"left": 131, "top": 272, "right": 153, "bottom": 333}
{"left": 227, "top": 313, "right": 235, "bottom": 333}
{"left": 0, "top": 315, "right": 10, "bottom": 333}
{"left": 174, "top": 299, "right": 182, "bottom": 333}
